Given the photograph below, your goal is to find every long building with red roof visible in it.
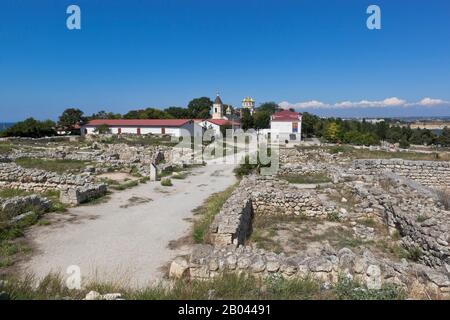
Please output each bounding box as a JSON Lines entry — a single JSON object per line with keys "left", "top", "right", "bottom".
{"left": 81, "top": 118, "right": 203, "bottom": 137}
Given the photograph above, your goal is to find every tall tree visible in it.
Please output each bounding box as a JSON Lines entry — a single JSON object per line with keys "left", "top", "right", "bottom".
{"left": 187, "top": 97, "right": 212, "bottom": 118}
{"left": 164, "top": 106, "right": 190, "bottom": 119}
{"left": 258, "top": 102, "right": 279, "bottom": 115}
{"left": 301, "top": 112, "right": 319, "bottom": 137}
{"left": 241, "top": 109, "right": 254, "bottom": 130}
{"left": 58, "top": 108, "right": 85, "bottom": 132}
{"left": 324, "top": 122, "right": 341, "bottom": 143}
{"left": 253, "top": 110, "right": 270, "bottom": 129}
{"left": 90, "top": 110, "right": 122, "bottom": 119}
{"left": 123, "top": 108, "right": 171, "bottom": 119}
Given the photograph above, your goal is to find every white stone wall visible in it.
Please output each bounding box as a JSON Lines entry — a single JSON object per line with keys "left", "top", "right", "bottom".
{"left": 270, "top": 121, "right": 302, "bottom": 142}
{"left": 83, "top": 122, "right": 202, "bottom": 137}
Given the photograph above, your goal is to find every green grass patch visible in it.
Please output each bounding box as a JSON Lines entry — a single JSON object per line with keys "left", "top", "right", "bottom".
{"left": 139, "top": 177, "right": 150, "bottom": 183}
{"left": 0, "top": 188, "right": 32, "bottom": 199}
{"left": 0, "top": 143, "right": 12, "bottom": 154}
{"left": 160, "top": 178, "right": 173, "bottom": 187}
{"left": 110, "top": 180, "right": 139, "bottom": 191}
{"left": 15, "top": 158, "right": 89, "bottom": 174}
{"left": 375, "top": 240, "right": 409, "bottom": 260}
{"left": 416, "top": 214, "right": 429, "bottom": 223}
{"left": 192, "top": 183, "right": 238, "bottom": 243}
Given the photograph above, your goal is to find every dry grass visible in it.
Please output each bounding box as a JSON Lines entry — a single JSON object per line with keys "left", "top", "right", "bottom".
{"left": 436, "top": 188, "right": 450, "bottom": 210}
{"left": 0, "top": 272, "right": 406, "bottom": 300}
{"left": 192, "top": 183, "right": 238, "bottom": 243}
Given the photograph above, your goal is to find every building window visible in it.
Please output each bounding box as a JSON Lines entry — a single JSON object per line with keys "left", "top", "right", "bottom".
{"left": 292, "top": 122, "right": 298, "bottom": 133}
{"left": 289, "top": 134, "right": 297, "bottom": 140}
{"left": 137, "top": 128, "right": 141, "bottom": 135}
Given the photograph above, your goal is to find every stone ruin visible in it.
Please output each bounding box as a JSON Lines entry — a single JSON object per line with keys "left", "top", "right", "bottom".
{"left": 0, "top": 195, "right": 51, "bottom": 221}
{"left": 171, "top": 148, "right": 450, "bottom": 297}
{"left": 0, "top": 163, "right": 107, "bottom": 205}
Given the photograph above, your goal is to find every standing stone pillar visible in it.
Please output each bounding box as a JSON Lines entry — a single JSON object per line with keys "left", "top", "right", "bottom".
{"left": 150, "top": 163, "right": 158, "bottom": 181}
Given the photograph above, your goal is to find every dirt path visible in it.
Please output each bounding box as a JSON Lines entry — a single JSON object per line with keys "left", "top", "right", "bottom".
{"left": 19, "top": 163, "right": 237, "bottom": 287}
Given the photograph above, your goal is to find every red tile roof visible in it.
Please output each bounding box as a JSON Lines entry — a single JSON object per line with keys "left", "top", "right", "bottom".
{"left": 85, "top": 119, "right": 192, "bottom": 127}
{"left": 271, "top": 110, "right": 301, "bottom": 121}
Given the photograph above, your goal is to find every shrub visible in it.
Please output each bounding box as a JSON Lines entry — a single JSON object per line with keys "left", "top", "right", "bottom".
{"left": 160, "top": 178, "right": 173, "bottom": 187}
{"left": 406, "top": 246, "right": 423, "bottom": 262}
{"left": 334, "top": 276, "right": 406, "bottom": 300}
{"left": 0, "top": 118, "right": 56, "bottom": 138}
{"left": 327, "top": 211, "right": 340, "bottom": 222}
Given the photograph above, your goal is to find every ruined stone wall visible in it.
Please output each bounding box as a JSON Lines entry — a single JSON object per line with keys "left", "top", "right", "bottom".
{"left": 0, "top": 163, "right": 107, "bottom": 205}
{"left": 250, "top": 177, "right": 335, "bottom": 218}
{"left": 0, "top": 163, "right": 94, "bottom": 192}
{"left": 353, "top": 159, "right": 450, "bottom": 189}
{"left": 277, "top": 163, "right": 329, "bottom": 176}
{"left": 208, "top": 179, "right": 253, "bottom": 247}
{"left": 351, "top": 175, "right": 450, "bottom": 269}
{"left": 0, "top": 195, "right": 51, "bottom": 219}
{"left": 172, "top": 244, "right": 450, "bottom": 295}
{"left": 208, "top": 176, "right": 336, "bottom": 247}
{"left": 59, "top": 184, "right": 107, "bottom": 205}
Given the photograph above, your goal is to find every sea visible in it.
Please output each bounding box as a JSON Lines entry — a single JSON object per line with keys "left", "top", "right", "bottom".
{"left": 0, "top": 122, "right": 15, "bottom": 132}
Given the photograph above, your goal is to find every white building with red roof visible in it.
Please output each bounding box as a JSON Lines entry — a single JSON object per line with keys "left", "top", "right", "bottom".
{"left": 81, "top": 119, "right": 203, "bottom": 137}
{"left": 270, "top": 110, "right": 302, "bottom": 143}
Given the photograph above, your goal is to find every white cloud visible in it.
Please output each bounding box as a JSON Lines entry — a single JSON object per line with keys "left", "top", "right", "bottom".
{"left": 279, "top": 100, "right": 330, "bottom": 109}
{"left": 415, "top": 97, "right": 449, "bottom": 106}
{"left": 279, "top": 97, "right": 449, "bottom": 110}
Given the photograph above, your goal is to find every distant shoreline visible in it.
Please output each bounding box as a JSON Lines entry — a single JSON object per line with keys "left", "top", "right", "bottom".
{"left": 0, "top": 122, "right": 15, "bottom": 131}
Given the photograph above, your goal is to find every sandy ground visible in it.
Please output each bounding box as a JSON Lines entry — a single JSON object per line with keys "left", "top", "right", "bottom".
{"left": 19, "top": 163, "right": 237, "bottom": 287}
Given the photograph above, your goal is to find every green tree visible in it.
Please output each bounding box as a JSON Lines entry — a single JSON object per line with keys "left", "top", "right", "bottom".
{"left": 90, "top": 110, "right": 122, "bottom": 119}
{"left": 324, "top": 122, "right": 341, "bottom": 143}
{"left": 438, "top": 127, "right": 450, "bottom": 147}
{"left": 258, "top": 102, "right": 279, "bottom": 115}
{"left": 241, "top": 109, "right": 254, "bottom": 130}
{"left": 253, "top": 110, "right": 270, "bottom": 129}
{"left": 164, "top": 106, "right": 190, "bottom": 119}
{"left": 187, "top": 97, "right": 212, "bottom": 118}
{"left": 123, "top": 108, "right": 170, "bottom": 119}
{"left": 301, "top": 112, "right": 319, "bottom": 137}
{"left": 1, "top": 118, "right": 56, "bottom": 138}
{"left": 58, "top": 108, "right": 85, "bottom": 132}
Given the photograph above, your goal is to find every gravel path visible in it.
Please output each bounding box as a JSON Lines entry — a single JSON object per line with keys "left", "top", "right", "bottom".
{"left": 19, "top": 163, "right": 236, "bottom": 287}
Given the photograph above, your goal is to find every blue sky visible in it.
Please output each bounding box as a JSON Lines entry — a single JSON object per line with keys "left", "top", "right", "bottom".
{"left": 0, "top": 0, "right": 449, "bottom": 121}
